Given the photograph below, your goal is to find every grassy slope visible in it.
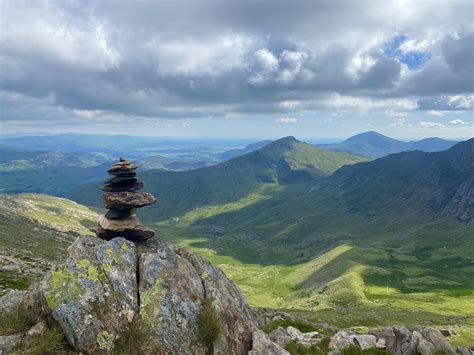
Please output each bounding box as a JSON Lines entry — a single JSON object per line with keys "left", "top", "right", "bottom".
{"left": 0, "top": 194, "right": 97, "bottom": 295}
{"left": 146, "top": 140, "right": 474, "bottom": 345}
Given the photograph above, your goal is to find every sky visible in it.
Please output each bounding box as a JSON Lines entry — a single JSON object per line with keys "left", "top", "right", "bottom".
{"left": 0, "top": 0, "right": 473, "bottom": 140}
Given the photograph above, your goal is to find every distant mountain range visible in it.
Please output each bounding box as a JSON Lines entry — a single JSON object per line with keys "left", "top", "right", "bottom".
{"left": 318, "top": 131, "right": 458, "bottom": 158}
{"left": 71, "top": 136, "right": 368, "bottom": 218}
{"left": 217, "top": 140, "right": 273, "bottom": 160}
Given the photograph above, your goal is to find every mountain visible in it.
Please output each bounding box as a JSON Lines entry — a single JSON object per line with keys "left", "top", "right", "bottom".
{"left": 71, "top": 136, "right": 368, "bottom": 219}
{"left": 0, "top": 148, "right": 110, "bottom": 171}
{"left": 217, "top": 140, "right": 273, "bottom": 160}
{"left": 309, "top": 137, "right": 474, "bottom": 225}
{"left": 318, "top": 131, "right": 458, "bottom": 158}
{"left": 0, "top": 162, "right": 111, "bottom": 195}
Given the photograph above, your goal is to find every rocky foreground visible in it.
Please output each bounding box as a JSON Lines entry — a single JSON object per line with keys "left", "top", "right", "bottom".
{"left": 0, "top": 235, "right": 287, "bottom": 354}
{"left": 0, "top": 235, "right": 471, "bottom": 354}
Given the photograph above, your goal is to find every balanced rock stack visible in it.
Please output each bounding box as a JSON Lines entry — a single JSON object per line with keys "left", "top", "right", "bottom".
{"left": 94, "top": 157, "right": 157, "bottom": 241}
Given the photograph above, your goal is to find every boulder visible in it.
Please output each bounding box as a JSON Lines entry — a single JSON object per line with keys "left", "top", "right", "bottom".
{"left": 386, "top": 326, "right": 413, "bottom": 355}
{"left": 0, "top": 290, "right": 26, "bottom": 316}
{"left": 411, "top": 330, "right": 437, "bottom": 355}
{"left": 419, "top": 327, "right": 456, "bottom": 354}
{"left": 40, "top": 236, "right": 138, "bottom": 353}
{"left": 286, "top": 326, "right": 302, "bottom": 338}
{"left": 329, "top": 331, "right": 356, "bottom": 351}
{"left": 353, "top": 334, "right": 377, "bottom": 350}
{"left": 269, "top": 328, "right": 292, "bottom": 348}
{"left": 369, "top": 326, "right": 395, "bottom": 339}
{"left": 137, "top": 238, "right": 258, "bottom": 353}
{"left": 248, "top": 329, "right": 290, "bottom": 355}
{"left": 103, "top": 191, "right": 156, "bottom": 209}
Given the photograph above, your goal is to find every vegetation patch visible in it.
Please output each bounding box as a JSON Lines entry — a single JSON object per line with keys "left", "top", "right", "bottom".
{"left": 0, "top": 303, "right": 37, "bottom": 336}
{"left": 10, "top": 326, "right": 70, "bottom": 354}
{"left": 197, "top": 298, "right": 222, "bottom": 354}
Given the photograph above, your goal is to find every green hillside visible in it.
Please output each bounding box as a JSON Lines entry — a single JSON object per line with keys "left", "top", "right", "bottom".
{"left": 141, "top": 139, "right": 473, "bottom": 345}
{"left": 0, "top": 194, "right": 97, "bottom": 296}
{"left": 71, "top": 136, "right": 368, "bottom": 220}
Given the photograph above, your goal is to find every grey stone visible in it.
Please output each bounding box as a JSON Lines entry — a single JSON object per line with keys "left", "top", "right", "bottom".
{"left": 0, "top": 334, "right": 23, "bottom": 352}
{"left": 40, "top": 236, "right": 138, "bottom": 353}
{"left": 248, "top": 329, "right": 290, "bottom": 355}
{"left": 411, "top": 331, "right": 437, "bottom": 355}
{"left": 386, "top": 326, "right": 413, "bottom": 355}
{"left": 353, "top": 334, "right": 377, "bottom": 350}
{"left": 103, "top": 191, "right": 156, "bottom": 209}
{"left": 420, "top": 327, "right": 456, "bottom": 355}
{"left": 329, "top": 331, "right": 356, "bottom": 351}
{"left": 269, "top": 328, "right": 292, "bottom": 348}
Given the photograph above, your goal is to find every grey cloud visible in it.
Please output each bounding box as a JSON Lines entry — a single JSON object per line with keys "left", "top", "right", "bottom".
{"left": 0, "top": 0, "right": 473, "bottom": 123}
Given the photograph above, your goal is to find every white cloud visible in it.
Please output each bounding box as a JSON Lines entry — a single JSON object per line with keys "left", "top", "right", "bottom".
{"left": 320, "top": 94, "right": 418, "bottom": 112}
{"left": 427, "top": 110, "right": 444, "bottom": 116}
{"left": 385, "top": 110, "right": 408, "bottom": 118}
{"left": 276, "top": 117, "right": 298, "bottom": 124}
{"left": 389, "top": 121, "right": 406, "bottom": 127}
{"left": 347, "top": 53, "right": 377, "bottom": 81}
{"left": 398, "top": 37, "right": 436, "bottom": 54}
{"left": 418, "top": 121, "right": 445, "bottom": 128}
{"left": 147, "top": 34, "right": 252, "bottom": 76}
{"left": 449, "top": 119, "right": 469, "bottom": 126}
{"left": 447, "top": 95, "right": 474, "bottom": 109}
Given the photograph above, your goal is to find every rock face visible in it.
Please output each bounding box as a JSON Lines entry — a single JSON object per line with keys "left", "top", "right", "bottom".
{"left": 40, "top": 236, "right": 138, "bottom": 352}
{"left": 93, "top": 157, "right": 157, "bottom": 241}
{"left": 38, "top": 235, "right": 286, "bottom": 354}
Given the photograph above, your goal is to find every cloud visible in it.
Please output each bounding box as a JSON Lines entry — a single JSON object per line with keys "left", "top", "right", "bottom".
{"left": 418, "top": 121, "right": 445, "bottom": 128}
{"left": 427, "top": 110, "right": 444, "bottom": 116}
{"left": 449, "top": 119, "right": 469, "bottom": 126}
{"left": 276, "top": 117, "right": 298, "bottom": 124}
{"left": 0, "top": 0, "right": 473, "bottom": 132}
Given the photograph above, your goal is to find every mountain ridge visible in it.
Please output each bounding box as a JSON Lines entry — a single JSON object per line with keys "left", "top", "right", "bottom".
{"left": 318, "top": 131, "right": 459, "bottom": 158}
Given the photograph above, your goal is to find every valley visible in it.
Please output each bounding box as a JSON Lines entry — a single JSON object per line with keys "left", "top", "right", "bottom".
{"left": 1, "top": 134, "right": 472, "bottom": 346}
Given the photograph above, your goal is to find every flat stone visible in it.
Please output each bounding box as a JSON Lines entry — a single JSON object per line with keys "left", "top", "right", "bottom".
{"left": 108, "top": 170, "right": 137, "bottom": 177}
{"left": 107, "top": 164, "right": 137, "bottom": 174}
{"left": 98, "top": 215, "right": 140, "bottom": 231}
{"left": 103, "top": 191, "right": 156, "bottom": 209}
{"left": 95, "top": 224, "right": 155, "bottom": 241}
{"left": 105, "top": 208, "right": 136, "bottom": 220}
{"left": 102, "top": 180, "right": 144, "bottom": 192}
{"left": 106, "top": 176, "right": 138, "bottom": 184}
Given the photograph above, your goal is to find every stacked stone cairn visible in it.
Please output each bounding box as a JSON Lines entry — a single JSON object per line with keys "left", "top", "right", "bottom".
{"left": 94, "top": 157, "right": 157, "bottom": 241}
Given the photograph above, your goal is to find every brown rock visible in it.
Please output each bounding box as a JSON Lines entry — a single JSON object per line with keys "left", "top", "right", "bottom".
{"left": 105, "top": 208, "right": 136, "bottom": 220}
{"left": 107, "top": 164, "right": 137, "bottom": 174}
{"left": 103, "top": 191, "right": 156, "bottom": 209}
{"left": 102, "top": 180, "right": 144, "bottom": 191}
{"left": 98, "top": 215, "right": 140, "bottom": 231}
{"left": 106, "top": 176, "right": 138, "bottom": 184}
{"left": 95, "top": 224, "right": 155, "bottom": 240}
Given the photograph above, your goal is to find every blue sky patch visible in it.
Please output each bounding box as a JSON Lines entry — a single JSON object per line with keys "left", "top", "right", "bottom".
{"left": 384, "top": 35, "right": 432, "bottom": 70}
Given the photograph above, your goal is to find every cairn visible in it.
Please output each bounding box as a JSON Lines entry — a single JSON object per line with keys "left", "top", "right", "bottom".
{"left": 94, "top": 157, "right": 157, "bottom": 241}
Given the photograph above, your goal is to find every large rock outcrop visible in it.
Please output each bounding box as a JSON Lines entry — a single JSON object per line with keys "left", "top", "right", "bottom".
{"left": 37, "top": 235, "right": 287, "bottom": 354}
